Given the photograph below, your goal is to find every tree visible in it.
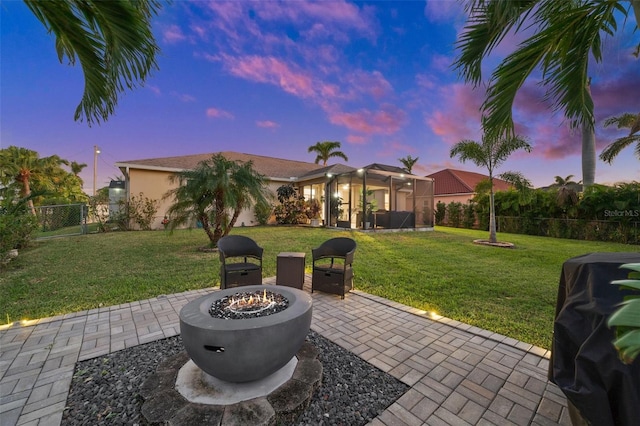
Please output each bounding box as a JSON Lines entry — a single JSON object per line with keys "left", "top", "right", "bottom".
{"left": 551, "top": 175, "right": 580, "bottom": 211}
{"left": 398, "top": 155, "right": 419, "bottom": 174}
{"left": 24, "top": 0, "right": 162, "bottom": 125}
{"left": 600, "top": 112, "right": 640, "bottom": 163}
{"left": 454, "top": 1, "right": 639, "bottom": 186}
{"left": 0, "top": 146, "right": 70, "bottom": 215}
{"left": 69, "top": 161, "right": 87, "bottom": 185}
{"left": 163, "top": 154, "right": 270, "bottom": 248}
{"left": 307, "top": 141, "right": 348, "bottom": 165}
{"left": 450, "top": 129, "right": 532, "bottom": 243}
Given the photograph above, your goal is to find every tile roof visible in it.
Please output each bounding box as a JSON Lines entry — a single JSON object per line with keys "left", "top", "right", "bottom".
{"left": 426, "top": 168, "right": 512, "bottom": 195}
{"left": 116, "top": 151, "right": 326, "bottom": 181}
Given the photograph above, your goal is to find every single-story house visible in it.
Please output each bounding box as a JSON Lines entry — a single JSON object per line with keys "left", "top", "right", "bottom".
{"left": 115, "top": 152, "right": 435, "bottom": 230}
{"left": 426, "top": 168, "right": 512, "bottom": 206}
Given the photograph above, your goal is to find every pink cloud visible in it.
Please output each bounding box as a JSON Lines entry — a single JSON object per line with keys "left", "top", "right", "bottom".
{"left": 415, "top": 73, "right": 436, "bottom": 90}
{"left": 346, "top": 135, "right": 367, "bottom": 144}
{"left": 252, "top": 0, "right": 378, "bottom": 41}
{"left": 346, "top": 70, "right": 393, "bottom": 100}
{"left": 256, "top": 120, "right": 279, "bottom": 129}
{"left": 171, "top": 92, "right": 196, "bottom": 102}
{"left": 329, "top": 104, "right": 406, "bottom": 135}
{"left": 206, "top": 108, "right": 234, "bottom": 119}
{"left": 376, "top": 140, "right": 418, "bottom": 159}
{"left": 223, "top": 55, "right": 316, "bottom": 99}
{"left": 162, "top": 24, "right": 186, "bottom": 44}
{"left": 425, "top": 83, "right": 484, "bottom": 143}
{"left": 146, "top": 85, "right": 161, "bottom": 96}
{"left": 424, "top": 1, "right": 465, "bottom": 23}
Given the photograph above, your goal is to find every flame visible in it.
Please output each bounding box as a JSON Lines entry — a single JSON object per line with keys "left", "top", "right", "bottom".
{"left": 226, "top": 289, "right": 276, "bottom": 313}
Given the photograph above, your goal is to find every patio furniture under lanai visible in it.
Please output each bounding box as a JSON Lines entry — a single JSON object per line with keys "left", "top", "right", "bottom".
{"left": 217, "top": 235, "right": 263, "bottom": 289}
{"left": 311, "top": 237, "right": 356, "bottom": 299}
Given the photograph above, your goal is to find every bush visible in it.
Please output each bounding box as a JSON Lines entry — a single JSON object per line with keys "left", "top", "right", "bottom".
{"left": 274, "top": 185, "right": 308, "bottom": 224}
{"left": 254, "top": 200, "right": 272, "bottom": 225}
{"left": 435, "top": 201, "right": 446, "bottom": 225}
{"left": 447, "top": 202, "right": 463, "bottom": 228}
{"left": 0, "top": 192, "right": 39, "bottom": 264}
{"left": 111, "top": 193, "right": 160, "bottom": 231}
{"left": 462, "top": 202, "right": 476, "bottom": 229}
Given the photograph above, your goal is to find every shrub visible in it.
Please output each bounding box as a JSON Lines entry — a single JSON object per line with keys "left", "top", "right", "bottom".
{"left": 274, "top": 185, "right": 308, "bottom": 224}
{"left": 254, "top": 200, "right": 272, "bottom": 225}
{"left": 435, "top": 201, "right": 446, "bottom": 225}
{"left": 447, "top": 202, "right": 463, "bottom": 228}
{"left": 462, "top": 202, "right": 476, "bottom": 229}
{"left": 0, "top": 191, "right": 39, "bottom": 263}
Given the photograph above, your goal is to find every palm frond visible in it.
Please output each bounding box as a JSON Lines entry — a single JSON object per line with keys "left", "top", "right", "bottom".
{"left": 24, "top": 0, "right": 161, "bottom": 125}
{"left": 454, "top": 0, "right": 538, "bottom": 86}
{"left": 599, "top": 135, "right": 640, "bottom": 163}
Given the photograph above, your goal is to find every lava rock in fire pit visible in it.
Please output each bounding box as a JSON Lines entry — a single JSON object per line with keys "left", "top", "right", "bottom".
{"left": 209, "top": 289, "right": 289, "bottom": 320}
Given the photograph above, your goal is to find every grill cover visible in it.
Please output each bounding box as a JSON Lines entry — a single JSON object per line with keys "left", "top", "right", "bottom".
{"left": 549, "top": 252, "right": 640, "bottom": 425}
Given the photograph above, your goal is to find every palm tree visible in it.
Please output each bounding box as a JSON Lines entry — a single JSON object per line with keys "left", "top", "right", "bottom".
{"left": 307, "top": 141, "right": 348, "bottom": 165}
{"left": 551, "top": 175, "right": 580, "bottom": 213}
{"left": 454, "top": 1, "right": 639, "bottom": 186}
{"left": 69, "top": 161, "right": 87, "bottom": 185}
{"left": 450, "top": 130, "right": 532, "bottom": 243}
{"left": 24, "top": 0, "right": 161, "bottom": 125}
{"left": 600, "top": 112, "right": 640, "bottom": 163}
{"left": 163, "top": 154, "right": 270, "bottom": 248}
{"left": 0, "top": 146, "right": 68, "bottom": 215}
{"left": 398, "top": 155, "right": 419, "bottom": 174}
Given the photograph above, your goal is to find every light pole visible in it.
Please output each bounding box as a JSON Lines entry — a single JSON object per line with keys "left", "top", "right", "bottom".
{"left": 93, "top": 145, "right": 100, "bottom": 196}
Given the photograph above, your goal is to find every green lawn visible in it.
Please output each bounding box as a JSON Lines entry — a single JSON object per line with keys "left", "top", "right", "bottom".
{"left": 1, "top": 226, "right": 636, "bottom": 349}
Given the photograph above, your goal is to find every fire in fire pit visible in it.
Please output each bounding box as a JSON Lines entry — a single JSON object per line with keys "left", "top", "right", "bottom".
{"left": 209, "top": 289, "right": 289, "bottom": 319}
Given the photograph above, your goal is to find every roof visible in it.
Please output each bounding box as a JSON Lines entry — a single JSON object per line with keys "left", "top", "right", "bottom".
{"left": 116, "top": 152, "right": 325, "bottom": 181}
{"left": 426, "top": 169, "right": 512, "bottom": 195}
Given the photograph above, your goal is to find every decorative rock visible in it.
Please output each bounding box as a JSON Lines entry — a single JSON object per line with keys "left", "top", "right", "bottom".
{"left": 158, "top": 351, "right": 190, "bottom": 372}
{"left": 221, "top": 398, "right": 275, "bottom": 426}
{"left": 140, "top": 344, "right": 322, "bottom": 426}
{"left": 292, "top": 358, "right": 323, "bottom": 388}
{"left": 140, "top": 389, "right": 188, "bottom": 424}
{"left": 296, "top": 341, "right": 319, "bottom": 359}
{"left": 168, "top": 404, "right": 224, "bottom": 426}
{"left": 268, "top": 380, "right": 314, "bottom": 424}
{"left": 139, "top": 369, "right": 180, "bottom": 399}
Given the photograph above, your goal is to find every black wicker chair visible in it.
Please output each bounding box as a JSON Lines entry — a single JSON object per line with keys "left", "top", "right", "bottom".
{"left": 311, "top": 237, "right": 356, "bottom": 299}
{"left": 217, "top": 235, "right": 263, "bottom": 289}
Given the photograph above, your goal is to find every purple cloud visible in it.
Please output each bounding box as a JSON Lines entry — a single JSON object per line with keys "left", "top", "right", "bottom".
{"left": 329, "top": 104, "right": 407, "bottom": 135}
{"left": 256, "top": 120, "right": 279, "bottom": 129}
{"left": 206, "top": 108, "right": 234, "bottom": 119}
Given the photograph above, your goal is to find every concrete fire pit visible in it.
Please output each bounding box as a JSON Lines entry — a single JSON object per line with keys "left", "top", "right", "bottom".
{"left": 179, "top": 285, "right": 312, "bottom": 383}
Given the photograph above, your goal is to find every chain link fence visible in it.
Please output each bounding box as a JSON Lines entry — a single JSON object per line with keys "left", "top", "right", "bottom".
{"left": 35, "top": 204, "right": 87, "bottom": 240}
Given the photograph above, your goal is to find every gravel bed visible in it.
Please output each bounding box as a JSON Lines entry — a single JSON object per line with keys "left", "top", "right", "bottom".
{"left": 62, "top": 331, "right": 409, "bottom": 425}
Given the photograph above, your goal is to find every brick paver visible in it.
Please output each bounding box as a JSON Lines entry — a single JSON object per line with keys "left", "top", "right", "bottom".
{"left": 0, "top": 276, "right": 570, "bottom": 426}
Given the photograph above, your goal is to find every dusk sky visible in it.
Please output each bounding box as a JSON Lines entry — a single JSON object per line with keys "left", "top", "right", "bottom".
{"left": 2, "top": 0, "right": 639, "bottom": 194}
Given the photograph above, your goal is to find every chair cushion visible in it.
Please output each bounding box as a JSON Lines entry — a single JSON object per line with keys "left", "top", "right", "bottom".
{"left": 313, "top": 265, "right": 345, "bottom": 274}
{"left": 225, "top": 263, "right": 261, "bottom": 272}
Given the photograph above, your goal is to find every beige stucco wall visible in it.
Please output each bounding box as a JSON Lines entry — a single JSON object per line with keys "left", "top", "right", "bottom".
{"left": 127, "top": 168, "right": 279, "bottom": 229}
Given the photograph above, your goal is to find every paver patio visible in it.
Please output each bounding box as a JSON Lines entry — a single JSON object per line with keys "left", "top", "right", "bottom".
{"left": 0, "top": 276, "right": 571, "bottom": 426}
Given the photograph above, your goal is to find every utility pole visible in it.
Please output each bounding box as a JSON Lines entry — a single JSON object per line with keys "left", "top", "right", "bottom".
{"left": 93, "top": 145, "right": 100, "bottom": 196}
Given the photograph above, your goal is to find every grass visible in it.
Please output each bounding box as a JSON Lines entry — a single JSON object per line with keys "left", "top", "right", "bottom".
{"left": 1, "top": 226, "right": 637, "bottom": 349}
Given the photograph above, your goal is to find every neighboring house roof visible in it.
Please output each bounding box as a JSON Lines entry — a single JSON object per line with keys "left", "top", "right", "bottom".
{"left": 426, "top": 169, "right": 512, "bottom": 195}
{"left": 116, "top": 151, "right": 326, "bottom": 182}
{"left": 297, "top": 163, "right": 357, "bottom": 180}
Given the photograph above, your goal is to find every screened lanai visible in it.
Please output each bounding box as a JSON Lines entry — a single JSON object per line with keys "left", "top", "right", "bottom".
{"left": 298, "top": 163, "right": 435, "bottom": 230}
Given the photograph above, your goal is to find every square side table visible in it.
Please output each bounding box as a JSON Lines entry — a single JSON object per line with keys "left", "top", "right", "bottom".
{"left": 276, "top": 252, "right": 306, "bottom": 289}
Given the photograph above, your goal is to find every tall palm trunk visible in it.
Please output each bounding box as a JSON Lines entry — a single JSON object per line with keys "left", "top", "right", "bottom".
{"left": 18, "top": 172, "right": 37, "bottom": 216}
{"left": 488, "top": 178, "right": 497, "bottom": 243}
{"left": 581, "top": 80, "right": 596, "bottom": 187}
